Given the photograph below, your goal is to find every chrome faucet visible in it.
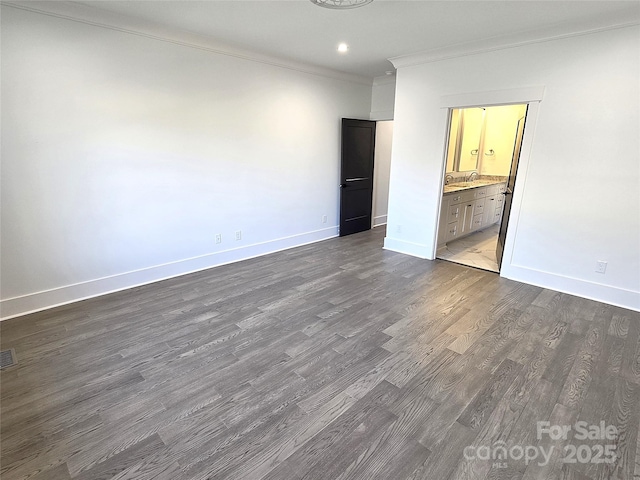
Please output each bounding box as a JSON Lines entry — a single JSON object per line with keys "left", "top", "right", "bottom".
{"left": 445, "top": 174, "right": 454, "bottom": 185}
{"left": 467, "top": 172, "right": 479, "bottom": 183}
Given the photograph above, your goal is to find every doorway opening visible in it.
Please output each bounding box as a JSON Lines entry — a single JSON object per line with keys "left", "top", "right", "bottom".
{"left": 436, "top": 103, "right": 528, "bottom": 272}
{"left": 372, "top": 120, "right": 393, "bottom": 230}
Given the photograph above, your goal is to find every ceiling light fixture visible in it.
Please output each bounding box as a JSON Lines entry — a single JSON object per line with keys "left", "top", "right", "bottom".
{"left": 310, "top": 0, "right": 373, "bottom": 9}
{"left": 337, "top": 43, "right": 349, "bottom": 53}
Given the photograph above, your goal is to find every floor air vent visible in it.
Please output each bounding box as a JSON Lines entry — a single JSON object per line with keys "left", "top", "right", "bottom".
{"left": 0, "top": 349, "right": 17, "bottom": 369}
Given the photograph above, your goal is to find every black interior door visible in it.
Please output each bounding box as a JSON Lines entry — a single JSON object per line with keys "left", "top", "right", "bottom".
{"left": 340, "top": 118, "right": 376, "bottom": 237}
{"left": 497, "top": 108, "right": 528, "bottom": 268}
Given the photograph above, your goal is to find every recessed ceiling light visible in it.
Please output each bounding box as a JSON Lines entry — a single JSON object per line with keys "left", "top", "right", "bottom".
{"left": 337, "top": 43, "right": 349, "bottom": 53}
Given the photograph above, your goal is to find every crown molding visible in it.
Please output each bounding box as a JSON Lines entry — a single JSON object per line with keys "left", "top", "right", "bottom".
{"left": 1, "top": 1, "right": 373, "bottom": 86}
{"left": 389, "top": 8, "right": 640, "bottom": 69}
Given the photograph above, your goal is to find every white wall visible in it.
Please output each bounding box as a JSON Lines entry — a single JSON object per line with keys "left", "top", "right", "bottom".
{"left": 479, "top": 105, "right": 527, "bottom": 176}
{"left": 372, "top": 121, "right": 393, "bottom": 227}
{"left": 0, "top": 6, "right": 372, "bottom": 319}
{"left": 370, "top": 76, "right": 395, "bottom": 121}
{"left": 385, "top": 25, "right": 640, "bottom": 311}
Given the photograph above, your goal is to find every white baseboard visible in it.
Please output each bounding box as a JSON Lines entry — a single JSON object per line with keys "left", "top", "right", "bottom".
{"left": 501, "top": 263, "right": 640, "bottom": 313}
{"left": 372, "top": 215, "right": 387, "bottom": 228}
{"left": 384, "top": 236, "right": 639, "bottom": 312}
{"left": 382, "top": 236, "right": 434, "bottom": 260}
{"left": 6, "top": 227, "right": 635, "bottom": 321}
{"left": 0, "top": 226, "right": 339, "bottom": 321}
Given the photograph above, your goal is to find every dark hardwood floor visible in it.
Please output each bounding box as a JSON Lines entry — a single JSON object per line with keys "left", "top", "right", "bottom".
{"left": 1, "top": 227, "right": 639, "bottom": 480}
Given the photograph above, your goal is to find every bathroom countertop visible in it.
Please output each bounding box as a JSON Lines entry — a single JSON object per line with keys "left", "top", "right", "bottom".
{"left": 443, "top": 179, "right": 505, "bottom": 194}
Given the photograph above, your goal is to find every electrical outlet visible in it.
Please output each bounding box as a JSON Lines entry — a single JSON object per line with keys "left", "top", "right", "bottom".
{"left": 235, "top": 230, "right": 242, "bottom": 241}
{"left": 596, "top": 261, "right": 607, "bottom": 274}
{"left": 322, "top": 215, "right": 327, "bottom": 224}
{"left": 396, "top": 224, "right": 402, "bottom": 234}
{"left": 215, "top": 234, "right": 222, "bottom": 244}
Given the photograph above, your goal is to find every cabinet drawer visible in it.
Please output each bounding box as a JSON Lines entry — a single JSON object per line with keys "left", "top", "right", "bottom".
{"left": 498, "top": 184, "right": 507, "bottom": 193}
{"left": 447, "top": 190, "right": 476, "bottom": 205}
{"left": 494, "top": 211, "right": 502, "bottom": 223}
{"left": 445, "top": 221, "right": 459, "bottom": 241}
{"left": 448, "top": 193, "right": 464, "bottom": 205}
{"left": 448, "top": 204, "right": 462, "bottom": 221}
{"left": 473, "top": 202, "right": 485, "bottom": 215}
{"left": 475, "top": 187, "right": 487, "bottom": 198}
{"left": 448, "top": 193, "right": 463, "bottom": 205}
{"left": 487, "top": 184, "right": 500, "bottom": 195}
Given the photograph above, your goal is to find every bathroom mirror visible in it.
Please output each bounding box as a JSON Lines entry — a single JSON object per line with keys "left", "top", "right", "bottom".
{"left": 445, "top": 108, "right": 485, "bottom": 173}
{"left": 446, "top": 105, "right": 528, "bottom": 175}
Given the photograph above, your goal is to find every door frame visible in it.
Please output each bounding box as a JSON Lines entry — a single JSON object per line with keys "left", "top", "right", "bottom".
{"left": 433, "top": 87, "right": 544, "bottom": 278}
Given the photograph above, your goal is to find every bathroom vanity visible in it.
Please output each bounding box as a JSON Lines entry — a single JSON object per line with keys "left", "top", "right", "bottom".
{"left": 436, "top": 181, "right": 506, "bottom": 253}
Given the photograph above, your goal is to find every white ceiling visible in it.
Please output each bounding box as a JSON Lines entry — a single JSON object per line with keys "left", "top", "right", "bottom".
{"left": 16, "top": 0, "right": 640, "bottom": 79}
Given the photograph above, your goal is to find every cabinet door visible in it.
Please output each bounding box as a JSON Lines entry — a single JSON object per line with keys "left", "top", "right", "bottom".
{"left": 445, "top": 221, "right": 459, "bottom": 242}
{"left": 470, "top": 213, "right": 483, "bottom": 232}
{"left": 483, "top": 195, "right": 497, "bottom": 226}
{"left": 461, "top": 202, "right": 475, "bottom": 235}
{"left": 448, "top": 204, "right": 462, "bottom": 222}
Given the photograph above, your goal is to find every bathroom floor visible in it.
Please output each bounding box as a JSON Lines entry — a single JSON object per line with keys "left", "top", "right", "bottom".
{"left": 437, "top": 224, "right": 500, "bottom": 272}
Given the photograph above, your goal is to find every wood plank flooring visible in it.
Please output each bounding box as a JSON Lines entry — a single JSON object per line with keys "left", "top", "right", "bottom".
{"left": 1, "top": 227, "right": 639, "bottom": 480}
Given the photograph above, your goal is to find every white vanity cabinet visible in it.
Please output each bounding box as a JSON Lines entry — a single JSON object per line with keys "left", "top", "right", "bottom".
{"left": 482, "top": 183, "right": 506, "bottom": 226}
{"left": 437, "top": 182, "right": 506, "bottom": 252}
{"left": 439, "top": 190, "right": 474, "bottom": 245}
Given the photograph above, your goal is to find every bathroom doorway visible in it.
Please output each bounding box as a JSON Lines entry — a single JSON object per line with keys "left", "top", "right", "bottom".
{"left": 436, "top": 104, "right": 528, "bottom": 272}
